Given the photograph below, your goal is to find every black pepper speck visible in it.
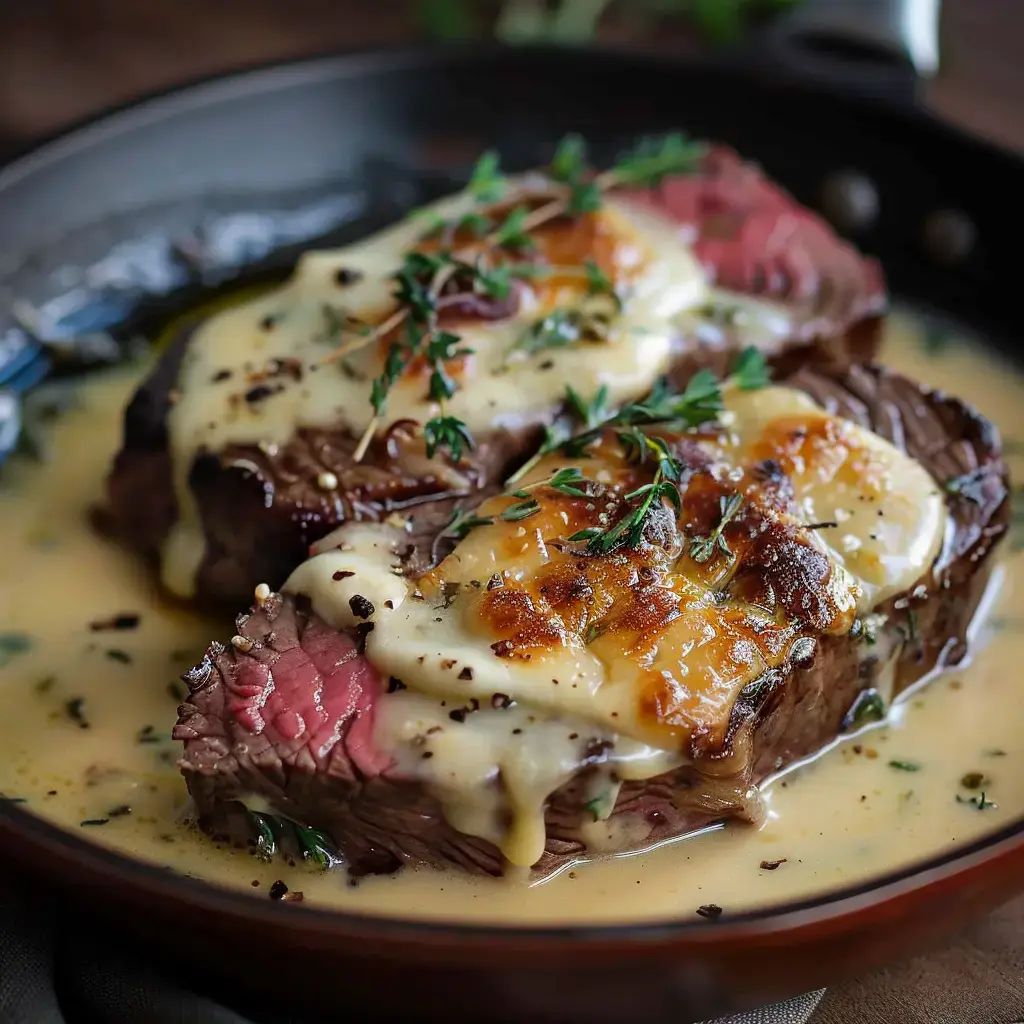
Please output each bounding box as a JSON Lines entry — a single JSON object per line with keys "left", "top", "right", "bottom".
{"left": 335, "top": 267, "right": 364, "bottom": 286}
{"left": 348, "top": 595, "right": 375, "bottom": 620}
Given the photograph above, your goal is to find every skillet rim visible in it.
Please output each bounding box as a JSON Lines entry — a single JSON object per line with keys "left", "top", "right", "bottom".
{"left": 0, "top": 42, "right": 1022, "bottom": 951}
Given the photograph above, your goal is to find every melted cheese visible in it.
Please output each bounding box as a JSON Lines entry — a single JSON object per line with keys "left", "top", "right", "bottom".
{"left": 163, "top": 183, "right": 711, "bottom": 596}
{"left": 724, "top": 387, "right": 947, "bottom": 609}
{"left": 375, "top": 691, "right": 681, "bottom": 866}
{"left": 283, "top": 383, "right": 948, "bottom": 864}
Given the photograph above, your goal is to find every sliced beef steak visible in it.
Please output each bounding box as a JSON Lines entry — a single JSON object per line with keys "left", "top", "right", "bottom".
{"left": 108, "top": 147, "right": 885, "bottom": 606}
{"left": 174, "top": 365, "right": 1008, "bottom": 878}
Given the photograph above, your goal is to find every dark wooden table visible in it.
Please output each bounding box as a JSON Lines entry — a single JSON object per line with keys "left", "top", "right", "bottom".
{"left": 0, "top": 0, "right": 1020, "bottom": 151}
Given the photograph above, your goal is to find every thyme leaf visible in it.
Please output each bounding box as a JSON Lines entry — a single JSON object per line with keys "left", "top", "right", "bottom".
{"left": 566, "top": 384, "right": 609, "bottom": 430}
{"left": 247, "top": 809, "right": 338, "bottom": 868}
{"left": 689, "top": 492, "right": 743, "bottom": 563}
{"left": 0, "top": 632, "right": 32, "bottom": 667}
{"left": 550, "top": 134, "right": 588, "bottom": 184}
{"left": 957, "top": 792, "right": 997, "bottom": 811}
{"left": 582, "top": 432, "right": 683, "bottom": 555}
{"left": 583, "top": 258, "right": 618, "bottom": 305}
{"left": 468, "top": 149, "right": 507, "bottom": 204}
{"left": 546, "top": 466, "right": 594, "bottom": 498}
{"left": 492, "top": 206, "right": 534, "bottom": 250}
{"left": 445, "top": 509, "right": 495, "bottom": 539}
{"left": 424, "top": 415, "right": 474, "bottom": 462}
{"left": 500, "top": 498, "right": 541, "bottom": 522}
{"left": 609, "top": 133, "right": 707, "bottom": 188}
{"left": 292, "top": 821, "right": 336, "bottom": 870}
{"left": 845, "top": 688, "right": 886, "bottom": 729}
{"left": 730, "top": 345, "right": 771, "bottom": 390}
{"left": 583, "top": 789, "right": 616, "bottom": 822}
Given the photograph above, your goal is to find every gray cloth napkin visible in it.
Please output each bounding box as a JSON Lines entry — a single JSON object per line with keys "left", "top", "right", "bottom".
{"left": 0, "top": 877, "right": 824, "bottom": 1024}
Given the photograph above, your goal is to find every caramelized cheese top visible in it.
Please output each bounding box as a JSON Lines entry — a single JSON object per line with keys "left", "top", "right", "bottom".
{"left": 285, "top": 384, "right": 947, "bottom": 755}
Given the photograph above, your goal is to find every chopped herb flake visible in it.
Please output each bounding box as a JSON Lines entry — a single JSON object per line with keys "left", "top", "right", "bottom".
{"left": 583, "top": 790, "right": 616, "bottom": 821}
{"left": 65, "top": 697, "right": 89, "bottom": 729}
{"left": 957, "top": 792, "right": 997, "bottom": 811}
{"left": 888, "top": 760, "right": 922, "bottom": 772}
{"left": 500, "top": 498, "right": 541, "bottom": 522}
{"left": 467, "top": 150, "right": 507, "bottom": 204}
{"left": 846, "top": 689, "right": 886, "bottom": 729}
{"left": 0, "top": 633, "right": 32, "bottom": 666}
{"left": 730, "top": 346, "right": 770, "bottom": 390}
{"left": 609, "top": 133, "right": 706, "bottom": 188}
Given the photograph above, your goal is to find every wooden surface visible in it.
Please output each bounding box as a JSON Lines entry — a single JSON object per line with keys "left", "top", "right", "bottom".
{"left": 0, "top": 0, "right": 1020, "bottom": 152}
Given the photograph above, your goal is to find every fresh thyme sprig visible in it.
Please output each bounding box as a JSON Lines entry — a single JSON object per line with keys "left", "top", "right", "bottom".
{"left": 250, "top": 810, "right": 337, "bottom": 870}
{"left": 689, "top": 492, "right": 744, "bottom": 563}
{"left": 321, "top": 134, "right": 706, "bottom": 464}
{"left": 561, "top": 367, "right": 724, "bottom": 460}
{"left": 553, "top": 347, "right": 766, "bottom": 556}
{"left": 444, "top": 508, "right": 495, "bottom": 541}
{"left": 569, "top": 432, "right": 684, "bottom": 554}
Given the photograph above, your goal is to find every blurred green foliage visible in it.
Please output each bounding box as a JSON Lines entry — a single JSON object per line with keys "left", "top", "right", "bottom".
{"left": 419, "top": 0, "right": 804, "bottom": 44}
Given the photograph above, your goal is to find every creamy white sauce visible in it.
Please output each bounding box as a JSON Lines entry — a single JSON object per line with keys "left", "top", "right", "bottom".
{"left": 0, "top": 309, "right": 1020, "bottom": 925}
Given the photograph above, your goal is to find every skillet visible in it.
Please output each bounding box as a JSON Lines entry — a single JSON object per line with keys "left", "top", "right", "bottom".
{"left": 0, "top": 35, "right": 1023, "bottom": 1024}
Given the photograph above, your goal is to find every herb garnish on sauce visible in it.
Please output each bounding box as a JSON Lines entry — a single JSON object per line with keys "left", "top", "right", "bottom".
{"left": 0, "top": 632, "right": 32, "bottom": 667}
{"left": 957, "top": 792, "right": 997, "bottom": 811}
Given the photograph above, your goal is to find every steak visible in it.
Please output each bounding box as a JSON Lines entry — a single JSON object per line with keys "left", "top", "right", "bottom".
{"left": 174, "top": 364, "right": 1009, "bottom": 878}
{"left": 108, "top": 146, "right": 884, "bottom": 606}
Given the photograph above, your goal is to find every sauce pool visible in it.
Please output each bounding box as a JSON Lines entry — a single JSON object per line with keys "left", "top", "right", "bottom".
{"left": 0, "top": 308, "right": 1021, "bottom": 925}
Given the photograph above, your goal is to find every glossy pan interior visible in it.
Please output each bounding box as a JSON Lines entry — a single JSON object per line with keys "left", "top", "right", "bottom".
{"left": 1, "top": 46, "right": 1023, "bottom": 1024}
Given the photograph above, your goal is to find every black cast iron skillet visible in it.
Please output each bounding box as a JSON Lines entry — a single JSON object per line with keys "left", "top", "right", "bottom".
{"left": 0, "top": 32, "right": 1023, "bottom": 1024}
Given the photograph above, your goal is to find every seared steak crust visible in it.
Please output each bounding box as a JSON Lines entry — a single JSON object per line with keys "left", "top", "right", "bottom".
{"left": 109, "top": 148, "right": 885, "bottom": 606}
{"left": 174, "top": 365, "right": 1008, "bottom": 878}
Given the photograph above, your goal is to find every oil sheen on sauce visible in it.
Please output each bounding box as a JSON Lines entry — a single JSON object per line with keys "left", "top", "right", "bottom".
{"left": 0, "top": 310, "right": 1020, "bottom": 926}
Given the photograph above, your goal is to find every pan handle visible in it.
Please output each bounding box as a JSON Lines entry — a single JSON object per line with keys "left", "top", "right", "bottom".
{"left": 722, "top": 0, "right": 940, "bottom": 106}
